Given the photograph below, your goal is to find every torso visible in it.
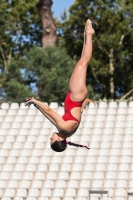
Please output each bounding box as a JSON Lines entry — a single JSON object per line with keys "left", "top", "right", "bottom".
{"left": 61, "top": 91, "right": 83, "bottom": 136}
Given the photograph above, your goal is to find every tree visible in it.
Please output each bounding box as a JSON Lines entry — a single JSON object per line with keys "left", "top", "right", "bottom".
{"left": 22, "top": 46, "right": 77, "bottom": 103}
{"left": 0, "top": 0, "right": 42, "bottom": 101}
{"left": 58, "top": 0, "right": 133, "bottom": 99}
{"left": 0, "top": 1, "right": 77, "bottom": 103}
{"left": 2, "top": 58, "right": 33, "bottom": 103}
{"left": 37, "top": 0, "right": 57, "bottom": 47}
{"left": 0, "top": 0, "right": 41, "bottom": 59}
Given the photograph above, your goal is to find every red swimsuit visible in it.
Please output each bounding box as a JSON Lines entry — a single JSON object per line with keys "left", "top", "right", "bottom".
{"left": 62, "top": 91, "right": 83, "bottom": 123}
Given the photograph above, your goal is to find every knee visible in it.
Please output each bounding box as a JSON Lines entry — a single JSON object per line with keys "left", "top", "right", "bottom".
{"left": 79, "top": 58, "right": 89, "bottom": 66}
{"left": 79, "top": 88, "right": 88, "bottom": 97}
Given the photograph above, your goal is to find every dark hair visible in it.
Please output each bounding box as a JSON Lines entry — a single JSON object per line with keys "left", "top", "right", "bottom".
{"left": 51, "top": 140, "right": 90, "bottom": 152}
{"left": 51, "top": 139, "right": 67, "bottom": 152}
{"left": 67, "top": 141, "right": 90, "bottom": 150}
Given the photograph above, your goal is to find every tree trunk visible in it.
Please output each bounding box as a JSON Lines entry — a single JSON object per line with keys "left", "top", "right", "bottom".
{"left": 109, "top": 48, "right": 115, "bottom": 99}
{"left": 37, "top": 0, "right": 57, "bottom": 48}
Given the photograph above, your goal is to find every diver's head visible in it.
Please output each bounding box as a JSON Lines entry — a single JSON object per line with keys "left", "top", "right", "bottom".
{"left": 50, "top": 132, "right": 67, "bottom": 152}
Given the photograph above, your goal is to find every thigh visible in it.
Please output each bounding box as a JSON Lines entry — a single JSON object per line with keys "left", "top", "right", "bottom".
{"left": 69, "top": 59, "right": 88, "bottom": 101}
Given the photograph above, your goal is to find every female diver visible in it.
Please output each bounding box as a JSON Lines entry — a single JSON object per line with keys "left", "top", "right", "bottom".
{"left": 25, "top": 19, "right": 95, "bottom": 152}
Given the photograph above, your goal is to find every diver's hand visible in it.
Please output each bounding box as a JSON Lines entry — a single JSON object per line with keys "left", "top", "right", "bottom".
{"left": 25, "top": 97, "right": 39, "bottom": 107}
{"left": 81, "top": 98, "right": 96, "bottom": 113}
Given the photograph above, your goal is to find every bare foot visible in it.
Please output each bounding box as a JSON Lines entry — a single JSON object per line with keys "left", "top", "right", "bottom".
{"left": 84, "top": 19, "right": 95, "bottom": 35}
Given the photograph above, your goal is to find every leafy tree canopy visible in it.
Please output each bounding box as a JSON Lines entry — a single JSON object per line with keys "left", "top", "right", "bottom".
{"left": 58, "top": 0, "right": 133, "bottom": 99}
{"left": 0, "top": 0, "right": 42, "bottom": 73}
{"left": 0, "top": 0, "right": 42, "bottom": 102}
{"left": 20, "top": 46, "right": 77, "bottom": 103}
{"left": 24, "top": 46, "right": 76, "bottom": 102}
{"left": 1, "top": 57, "right": 33, "bottom": 103}
{"left": 1, "top": 0, "right": 133, "bottom": 102}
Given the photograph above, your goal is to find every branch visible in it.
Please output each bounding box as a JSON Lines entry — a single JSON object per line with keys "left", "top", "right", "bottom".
{"left": 119, "top": 34, "right": 125, "bottom": 45}
{"left": 98, "top": 44, "right": 109, "bottom": 56}
{"left": 91, "top": 66, "right": 106, "bottom": 89}
{"left": 0, "top": 46, "right": 7, "bottom": 70}
{"left": 119, "top": 88, "right": 133, "bottom": 101}
{"left": 7, "top": 48, "right": 12, "bottom": 64}
{"left": 0, "top": 47, "right": 6, "bottom": 62}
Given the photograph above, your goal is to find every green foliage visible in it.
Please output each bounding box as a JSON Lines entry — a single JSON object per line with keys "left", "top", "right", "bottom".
{"left": 87, "top": 84, "right": 101, "bottom": 100}
{"left": 1, "top": 46, "right": 77, "bottom": 103}
{"left": 0, "top": 0, "right": 78, "bottom": 103}
{"left": 0, "top": 0, "right": 41, "bottom": 78}
{"left": 0, "top": 0, "right": 41, "bottom": 102}
{"left": 23, "top": 46, "right": 77, "bottom": 103}
{"left": 1, "top": 58, "right": 33, "bottom": 103}
{"left": 58, "top": 0, "right": 133, "bottom": 99}
{"left": 1, "top": 0, "right": 133, "bottom": 102}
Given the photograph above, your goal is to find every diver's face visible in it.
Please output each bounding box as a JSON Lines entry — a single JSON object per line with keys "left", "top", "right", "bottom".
{"left": 50, "top": 132, "right": 59, "bottom": 144}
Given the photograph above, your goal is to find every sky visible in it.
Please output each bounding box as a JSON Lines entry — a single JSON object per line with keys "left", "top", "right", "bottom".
{"left": 52, "top": 0, "right": 75, "bottom": 20}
